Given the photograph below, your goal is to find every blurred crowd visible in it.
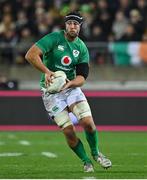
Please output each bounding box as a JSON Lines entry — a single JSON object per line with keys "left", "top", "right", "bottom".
{"left": 0, "top": 0, "right": 147, "bottom": 65}
{"left": 0, "top": 0, "right": 147, "bottom": 42}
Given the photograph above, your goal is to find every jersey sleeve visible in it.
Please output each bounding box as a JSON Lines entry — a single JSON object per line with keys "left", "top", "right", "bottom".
{"left": 78, "top": 43, "right": 89, "bottom": 64}
{"left": 35, "top": 32, "right": 58, "bottom": 53}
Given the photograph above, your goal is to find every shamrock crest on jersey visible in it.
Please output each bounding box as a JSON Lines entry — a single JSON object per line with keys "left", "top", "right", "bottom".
{"left": 73, "top": 50, "right": 79, "bottom": 57}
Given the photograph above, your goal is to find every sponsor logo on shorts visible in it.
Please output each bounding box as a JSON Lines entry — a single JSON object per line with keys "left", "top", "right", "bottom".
{"left": 52, "top": 106, "right": 59, "bottom": 112}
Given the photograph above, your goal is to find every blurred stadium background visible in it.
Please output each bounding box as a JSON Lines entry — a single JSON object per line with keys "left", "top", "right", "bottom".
{"left": 0, "top": 0, "right": 147, "bottom": 90}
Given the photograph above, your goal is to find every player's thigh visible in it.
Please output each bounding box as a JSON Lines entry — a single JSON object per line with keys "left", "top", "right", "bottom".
{"left": 69, "top": 100, "right": 92, "bottom": 120}
{"left": 54, "top": 108, "right": 73, "bottom": 129}
{"left": 69, "top": 100, "right": 96, "bottom": 131}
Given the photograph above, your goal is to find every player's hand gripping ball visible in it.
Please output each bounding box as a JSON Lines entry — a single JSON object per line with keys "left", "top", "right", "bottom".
{"left": 46, "top": 71, "right": 67, "bottom": 93}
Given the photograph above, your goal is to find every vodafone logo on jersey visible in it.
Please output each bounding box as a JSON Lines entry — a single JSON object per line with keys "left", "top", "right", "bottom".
{"left": 61, "top": 56, "right": 72, "bottom": 66}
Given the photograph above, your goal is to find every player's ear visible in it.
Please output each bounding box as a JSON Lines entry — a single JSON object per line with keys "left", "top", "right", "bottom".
{"left": 64, "top": 24, "right": 67, "bottom": 32}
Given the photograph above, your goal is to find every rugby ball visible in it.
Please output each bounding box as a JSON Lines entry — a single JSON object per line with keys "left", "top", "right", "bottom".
{"left": 46, "top": 71, "right": 67, "bottom": 93}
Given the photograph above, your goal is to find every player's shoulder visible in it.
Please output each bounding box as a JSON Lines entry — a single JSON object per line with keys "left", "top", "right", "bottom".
{"left": 46, "top": 30, "right": 62, "bottom": 38}
{"left": 77, "top": 37, "right": 88, "bottom": 49}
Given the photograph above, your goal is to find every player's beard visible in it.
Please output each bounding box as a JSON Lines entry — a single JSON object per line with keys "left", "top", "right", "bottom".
{"left": 66, "top": 29, "right": 79, "bottom": 39}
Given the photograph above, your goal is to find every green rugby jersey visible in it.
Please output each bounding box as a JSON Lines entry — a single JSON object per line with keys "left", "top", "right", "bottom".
{"left": 35, "top": 30, "right": 89, "bottom": 88}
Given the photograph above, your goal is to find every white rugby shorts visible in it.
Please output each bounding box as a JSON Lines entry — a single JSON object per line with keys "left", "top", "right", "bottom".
{"left": 41, "top": 87, "right": 87, "bottom": 117}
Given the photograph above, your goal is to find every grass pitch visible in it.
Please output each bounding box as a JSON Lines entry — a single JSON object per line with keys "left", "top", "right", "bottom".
{"left": 0, "top": 130, "right": 147, "bottom": 179}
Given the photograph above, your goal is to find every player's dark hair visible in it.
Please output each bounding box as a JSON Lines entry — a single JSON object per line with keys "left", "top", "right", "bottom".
{"left": 76, "top": 63, "right": 89, "bottom": 79}
{"left": 64, "top": 11, "right": 83, "bottom": 24}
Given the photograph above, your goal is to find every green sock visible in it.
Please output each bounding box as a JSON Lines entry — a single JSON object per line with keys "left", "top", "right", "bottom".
{"left": 85, "top": 130, "right": 99, "bottom": 157}
{"left": 71, "top": 139, "right": 92, "bottom": 164}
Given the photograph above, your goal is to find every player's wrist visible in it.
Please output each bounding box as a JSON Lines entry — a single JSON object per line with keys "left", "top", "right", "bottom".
{"left": 69, "top": 80, "right": 80, "bottom": 87}
{"left": 44, "top": 69, "right": 51, "bottom": 74}
{"left": 70, "top": 76, "right": 85, "bottom": 87}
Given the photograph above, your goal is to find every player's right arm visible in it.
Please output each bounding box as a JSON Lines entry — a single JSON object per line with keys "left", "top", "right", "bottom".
{"left": 25, "top": 44, "right": 54, "bottom": 86}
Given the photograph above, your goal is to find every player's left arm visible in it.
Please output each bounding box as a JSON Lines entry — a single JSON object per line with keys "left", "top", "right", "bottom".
{"left": 62, "top": 63, "right": 89, "bottom": 90}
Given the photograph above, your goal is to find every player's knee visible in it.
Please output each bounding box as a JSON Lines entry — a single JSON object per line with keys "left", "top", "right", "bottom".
{"left": 63, "top": 126, "right": 78, "bottom": 146}
{"left": 80, "top": 117, "right": 96, "bottom": 132}
{"left": 84, "top": 123, "right": 95, "bottom": 132}
{"left": 63, "top": 126, "right": 76, "bottom": 140}
{"left": 72, "top": 101, "right": 92, "bottom": 121}
{"left": 54, "top": 110, "right": 72, "bottom": 129}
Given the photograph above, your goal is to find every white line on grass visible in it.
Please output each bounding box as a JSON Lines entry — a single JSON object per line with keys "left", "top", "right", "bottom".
{"left": 83, "top": 177, "right": 97, "bottom": 179}
{"left": 0, "top": 152, "right": 23, "bottom": 157}
{"left": 19, "top": 140, "right": 31, "bottom": 146}
{"left": 129, "top": 153, "right": 140, "bottom": 156}
{"left": 41, "top": 152, "right": 57, "bottom": 158}
{"left": 128, "top": 152, "right": 147, "bottom": 156}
